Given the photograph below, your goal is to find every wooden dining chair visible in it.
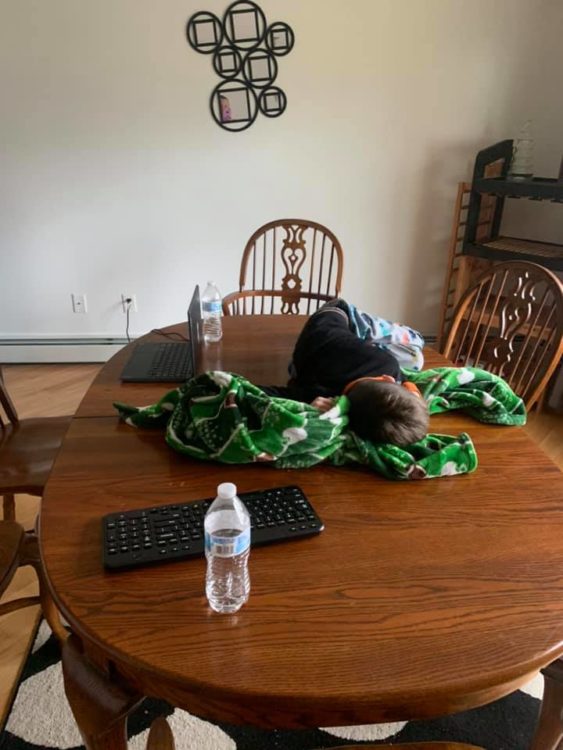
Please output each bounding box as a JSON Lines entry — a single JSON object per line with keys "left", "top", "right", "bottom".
{"left": 0, "top": 519, "right": 67, "bottom": 643}
{"left": 146, "top": 716, "right": 484, "bottom": 750}
{"left": 443, "top": 261, "right": 563, "bottom": 409}
{"left": 222, "top": 219, "right": 344, "bottom": 316}
{"left": 0, "top": 366, "right": 72, "bottom": 520}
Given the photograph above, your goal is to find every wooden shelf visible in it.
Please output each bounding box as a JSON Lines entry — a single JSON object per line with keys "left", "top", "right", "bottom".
{"left": 474, "top": 176, "right": 563, "bottom": 202}
{"left": 464, "top": 236, "right": 563, "bottom": 271}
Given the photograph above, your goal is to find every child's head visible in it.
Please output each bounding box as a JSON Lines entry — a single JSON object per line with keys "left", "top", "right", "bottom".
{"left": 345, "top": 379, "right": 428, "bottom": 446}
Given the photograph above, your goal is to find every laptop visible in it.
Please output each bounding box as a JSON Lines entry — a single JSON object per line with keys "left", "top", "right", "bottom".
{"left": 120, "top": 286, "right": 202, "bottom": 382}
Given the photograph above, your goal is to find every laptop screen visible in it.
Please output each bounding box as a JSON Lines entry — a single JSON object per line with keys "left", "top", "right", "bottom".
{"left": 188, "top": 285, "right": 201, "bottom": 372}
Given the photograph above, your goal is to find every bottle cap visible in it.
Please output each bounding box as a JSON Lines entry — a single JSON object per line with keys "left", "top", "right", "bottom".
{"left": 217, "top": 482, "right": 237, "bottom": 499}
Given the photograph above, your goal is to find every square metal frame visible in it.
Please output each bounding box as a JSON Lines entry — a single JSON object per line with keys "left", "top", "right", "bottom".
{"left": 193, "top": 18, "right": 219, "bottom": 47}
{"left": 229, "top": 8, "right": 260, "bottom": 43}
{"left": 248, "top": 52, "right": 273, "bottom": 83}
{"left": 217, "top": 50, "right": 237, "bottom": 73}
{"left": 263, "top": 91, "right": 282, "bottom": 112}
{"left": 270, "top": 27, "right": 289, "bottom": 50}
{"left": 215, "top": 86, "right": 252, "bottom": 124}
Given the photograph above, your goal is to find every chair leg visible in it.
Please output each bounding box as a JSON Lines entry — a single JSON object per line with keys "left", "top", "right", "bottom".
{"left": 529, "top": 658, "right": 563, "bottom": 750}
{"left": 3, "top": 493, "right": 16, "bottom": 521}
{"left": 147, "top": 717, "right": 175, "bottom": 750}
{"left": 20, "top": 531, "right": 69, "bottom": 645}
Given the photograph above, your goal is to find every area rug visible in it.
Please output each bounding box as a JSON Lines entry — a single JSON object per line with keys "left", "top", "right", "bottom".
{"left": 0, "top": 621, "right": 543, "bottom": 750}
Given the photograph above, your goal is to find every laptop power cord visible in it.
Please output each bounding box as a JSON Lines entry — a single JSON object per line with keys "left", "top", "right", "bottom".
{"left": 124, "top": 297, "right": 133, "bottom": 342}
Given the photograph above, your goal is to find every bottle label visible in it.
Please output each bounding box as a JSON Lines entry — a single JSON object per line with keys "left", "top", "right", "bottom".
{"left": 202, "top": 300, "right": 222, "bottom": 315}
{"left": 205, "top": 528, "right": 250, "bottom": 557}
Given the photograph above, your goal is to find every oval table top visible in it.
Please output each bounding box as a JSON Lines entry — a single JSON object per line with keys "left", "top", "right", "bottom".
{"left": 41, "top": 316, "right": 563, "bottom": 728}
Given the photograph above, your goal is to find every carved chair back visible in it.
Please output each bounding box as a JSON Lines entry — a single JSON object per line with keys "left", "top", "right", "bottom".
{"left": 225, "top": 219, "right": 344, "bottom": 315}
{"left": 443, "top": 261, "right": 563, "bottom": 408}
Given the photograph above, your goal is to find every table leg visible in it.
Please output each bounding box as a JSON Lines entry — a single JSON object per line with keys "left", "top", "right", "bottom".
{"left": 147, "top": 717, "right": 175, "bottom": 750}
{"left": 530, "top": 657, "right": 563, "bottom": 750}
{"left": 62, "top": 634, "right": 144, "bottom": 750}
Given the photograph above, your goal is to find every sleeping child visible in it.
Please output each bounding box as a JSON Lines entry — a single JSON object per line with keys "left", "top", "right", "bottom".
{"left": 261, "top": 299, "right": 429, "bottom": 446}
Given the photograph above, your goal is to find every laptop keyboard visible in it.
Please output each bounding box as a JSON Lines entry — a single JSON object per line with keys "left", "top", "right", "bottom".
{"left": 148, "top": 343, "right": 192, "bottom": 380}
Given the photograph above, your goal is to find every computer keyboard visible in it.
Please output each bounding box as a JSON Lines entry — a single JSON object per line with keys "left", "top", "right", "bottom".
{"left": 102, "top": 485, "right": 324, "bottom": 570}
{"left": 148, "top": 342, "right": 192, "bottom": 380}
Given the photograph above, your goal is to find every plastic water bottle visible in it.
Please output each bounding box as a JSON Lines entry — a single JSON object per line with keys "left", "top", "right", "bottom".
{"left": 205, "top": 483, "right": 251, "bottom": 614}
{"left": 201, "top": 281, "right": 223, "bottom": 343}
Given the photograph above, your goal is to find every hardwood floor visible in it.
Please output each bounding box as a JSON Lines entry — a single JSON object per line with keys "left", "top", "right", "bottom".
{"left": 0, "top": 363, "right": 561, "bottom": 729}
{"left": 0, "top": 364, "right": 99, "bottom": 727}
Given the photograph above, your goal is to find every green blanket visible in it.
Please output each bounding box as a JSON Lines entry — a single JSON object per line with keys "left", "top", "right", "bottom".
{"left": 404, "top": 366, "right": 527, "bottom": 425}
{"left": 114, "top": 367, "right": 525, "bottom": 481}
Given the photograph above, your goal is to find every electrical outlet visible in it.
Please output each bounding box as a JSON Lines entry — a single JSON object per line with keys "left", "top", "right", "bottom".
{"left": 71, "top": 293, "right": 87, "bottom": 314}
{"left": 121, "top": 294, "right": 137, "bottom": 313}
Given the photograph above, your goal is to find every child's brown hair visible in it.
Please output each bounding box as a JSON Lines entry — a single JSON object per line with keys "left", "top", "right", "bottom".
{"left": 346, "top": 380, "right": 429, "bottom": 446}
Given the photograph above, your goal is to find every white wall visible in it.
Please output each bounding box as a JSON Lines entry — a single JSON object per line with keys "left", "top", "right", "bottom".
{"left": 1, "top": 0, "right": 562, "bottom": 356}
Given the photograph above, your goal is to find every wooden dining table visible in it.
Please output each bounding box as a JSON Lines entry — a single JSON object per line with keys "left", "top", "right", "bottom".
{"left": 40, "top": 316, "right": 563, "bottom": 750}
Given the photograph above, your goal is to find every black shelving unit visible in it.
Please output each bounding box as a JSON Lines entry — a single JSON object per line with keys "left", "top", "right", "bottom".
{"left": 464, "top": 140, "right": 563, "bottom": 271}
{"left": 473, "top": 176, "right": 563, "bottom": 202}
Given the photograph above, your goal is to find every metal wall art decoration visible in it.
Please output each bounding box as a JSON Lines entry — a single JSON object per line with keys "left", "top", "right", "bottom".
{"left": 186, "top": 1, "right": 294, "bottom": 132}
